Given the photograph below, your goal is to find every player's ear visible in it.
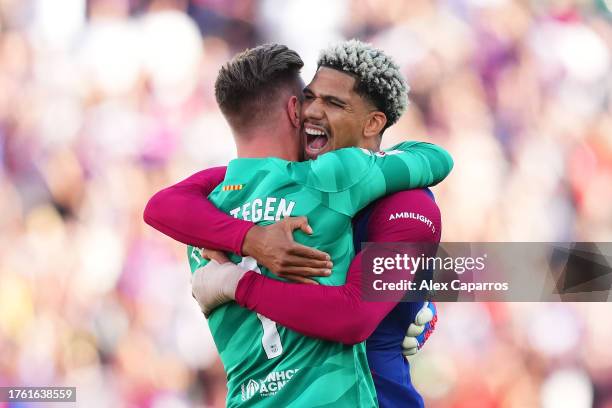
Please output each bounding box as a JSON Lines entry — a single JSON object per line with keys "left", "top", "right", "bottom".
{"left": 287, "top": 95, "right": 300, "bottom": 128}
{"left": 364, "top": 111, "right": 387, "bottom": 139}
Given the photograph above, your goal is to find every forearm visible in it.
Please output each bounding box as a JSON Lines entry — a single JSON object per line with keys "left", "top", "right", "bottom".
{"left": 143, "top": 167, "right": 254, "bottom": 254}
{"left": 235, "top": 190, "right": 441, "bottom": 344}
{"left": 383, "top": 141, "right": 454, "bottom": 191}
{"left": 236, "top": 252, "right": 396, "bottom": 345}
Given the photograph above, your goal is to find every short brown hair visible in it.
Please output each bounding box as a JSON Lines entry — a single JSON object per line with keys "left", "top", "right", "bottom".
{"left": 215, "top": 44, "right": 304, "bottom": 129}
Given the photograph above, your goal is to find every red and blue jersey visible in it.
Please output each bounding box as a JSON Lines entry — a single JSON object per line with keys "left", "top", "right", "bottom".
{"left": 353, "top": 188, "right": 440, "bottom": 408}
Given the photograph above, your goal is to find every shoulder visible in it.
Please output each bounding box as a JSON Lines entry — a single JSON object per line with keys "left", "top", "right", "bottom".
{"left": 367, "top": 189, "right": 441, "bottom": 242}
{"left": 286, "top": 147, "right": 372, "bottom": 192}
{"left": 372, "top": 189, "right": 439, "bottom": 216}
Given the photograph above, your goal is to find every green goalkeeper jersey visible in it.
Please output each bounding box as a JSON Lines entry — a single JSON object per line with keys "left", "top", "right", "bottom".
{"left": 188, "top": 141, "right": 453, "bottom": 407}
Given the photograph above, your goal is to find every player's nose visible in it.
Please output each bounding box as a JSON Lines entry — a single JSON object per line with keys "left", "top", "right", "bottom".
{"left": 303, "top": 98, "right": 324, "bottom": 121}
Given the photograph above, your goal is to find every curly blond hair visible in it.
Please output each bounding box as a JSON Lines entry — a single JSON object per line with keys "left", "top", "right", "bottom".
{"left": 318, "top": 39, "right": 408, "bottom": 129}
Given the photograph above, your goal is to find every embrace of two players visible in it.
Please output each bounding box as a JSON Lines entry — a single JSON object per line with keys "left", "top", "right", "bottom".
{"left": 144, "top": 40, "right": 453, "bottom": 408}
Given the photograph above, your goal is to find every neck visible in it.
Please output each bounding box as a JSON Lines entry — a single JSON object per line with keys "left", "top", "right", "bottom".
{"left": 359, "top": 135, "right": 382, "bottom": 152}
{"left": 235, "top": 129, "right": 300, "bottom": 161}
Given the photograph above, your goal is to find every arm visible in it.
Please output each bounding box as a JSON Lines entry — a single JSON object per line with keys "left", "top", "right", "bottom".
{"left": 235, "top": 190, "right": 441, "bottom": 344}
{"left": 286, "top": 141, "right": 453, "bottom": 216}
{"left": 145, "top": 168, "right": 332, "bottom": 276}
{"left": 144, "top": 166, "right": 254, "bottom": 254}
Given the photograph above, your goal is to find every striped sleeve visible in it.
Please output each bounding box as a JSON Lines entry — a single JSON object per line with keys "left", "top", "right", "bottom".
{"left": 285, "top": 142, "right": 453, "bottom": 216}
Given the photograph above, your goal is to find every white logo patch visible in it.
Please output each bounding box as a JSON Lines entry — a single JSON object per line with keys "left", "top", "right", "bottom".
{"left": 241, "top": 369, "right": 300, "bottom": 401}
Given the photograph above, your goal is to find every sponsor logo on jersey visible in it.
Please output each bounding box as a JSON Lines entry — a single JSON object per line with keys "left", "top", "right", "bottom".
{"left": 222, "top": 184, "right": 244, "bottom": 191}
{"left": 388, "top": 211, "right": 436, "bottom": 234}
{"left": 241, "top": 368, "right": 300, "bottom": 401}
{"left": 229, "top": 197, "right": 295, "bottom": 222}
{"left": 242, "top": 379, "right": 259, "bottom": 401}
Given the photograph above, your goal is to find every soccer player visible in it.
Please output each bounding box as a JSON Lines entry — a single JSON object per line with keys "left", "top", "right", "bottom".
{"left": 145, "top": 42, "right": 452, "bottom": 407}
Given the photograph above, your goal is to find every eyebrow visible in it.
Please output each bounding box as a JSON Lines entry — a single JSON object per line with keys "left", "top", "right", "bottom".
{"left": 303, "top": 87, "right": 348, "bottom": 107}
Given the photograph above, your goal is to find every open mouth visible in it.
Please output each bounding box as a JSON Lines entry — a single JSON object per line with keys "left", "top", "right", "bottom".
{"left": 304, "top": 125, "right": 330, "bottom": 158}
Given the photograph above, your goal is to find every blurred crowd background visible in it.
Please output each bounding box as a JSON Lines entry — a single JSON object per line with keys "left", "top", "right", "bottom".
{"left": 1, "top": 0, "right": 612, "bottom": 407}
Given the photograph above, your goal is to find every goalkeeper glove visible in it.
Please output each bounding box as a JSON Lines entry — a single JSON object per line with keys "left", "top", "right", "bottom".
{"left": 192, "top": 260, "right": 247, "bottom": 317}
{"left": 402, "top": 301, "right": 437, "bottom": 356}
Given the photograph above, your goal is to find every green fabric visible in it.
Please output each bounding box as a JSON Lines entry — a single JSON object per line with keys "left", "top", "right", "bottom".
{"left": 188, "top": 141, "right": 453, "bottom": 407}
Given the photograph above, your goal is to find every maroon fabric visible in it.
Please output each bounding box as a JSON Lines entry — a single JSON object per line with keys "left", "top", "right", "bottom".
{"left": 236, "top": 189, "right": 441, "bottom": 345}
{"left": 143, "top": 166, "right": 254, "bottom": 255}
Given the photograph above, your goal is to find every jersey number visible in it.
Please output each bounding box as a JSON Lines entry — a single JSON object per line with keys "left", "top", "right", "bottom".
{"left": 238, "top": 257, "right": 284, "bottom": 359}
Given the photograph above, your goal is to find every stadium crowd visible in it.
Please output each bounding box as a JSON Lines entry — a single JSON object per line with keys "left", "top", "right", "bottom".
{"left": 1, "top": 0, "right": 612, "bottom": 406}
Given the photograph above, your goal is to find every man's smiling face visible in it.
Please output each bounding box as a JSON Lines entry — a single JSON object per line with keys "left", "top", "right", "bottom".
{"left": 301, "top": 67, "right": 375, "bottom": 159}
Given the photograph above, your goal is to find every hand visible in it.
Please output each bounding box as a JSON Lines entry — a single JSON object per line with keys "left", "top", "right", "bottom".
{"left": 200, "top": 248, "right": 231, "bottom": 264}
{"left": 191, "top": 260, "right": 248, "bottom": 317}
{"left": 402, "top": 301, "right": 437, "bottom": 356}
{"left": 241, "top": 217, "right": 333, "bottom": 284}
